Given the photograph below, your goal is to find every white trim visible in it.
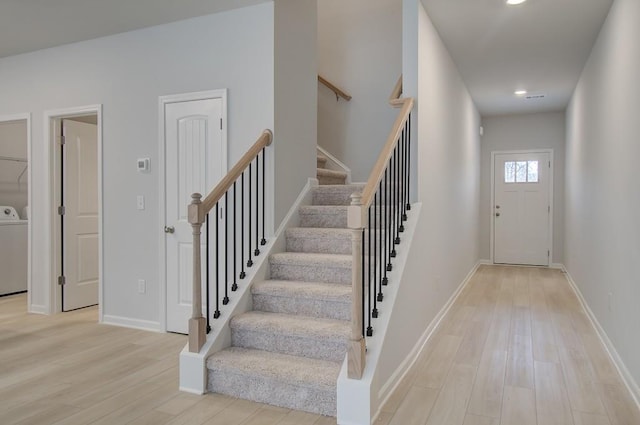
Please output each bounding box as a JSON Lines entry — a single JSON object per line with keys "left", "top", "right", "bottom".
{"left": 0, "top": 113, "right": 31, "bottom": 311}
{"left": 28, "top": 304, "right": 48, "bottom": 315}
{"left": 490, "top": 148, "right": 554, "bottom": 266}
{"left": 102, "top": 314, "right": 162, "bottom": 332}
{"left": 371, "top": 260, "right": 483, "bottom": 424}
{"left": 158, "top": 89, "right": 228, "bottom": 332}
{"left": 43, "top": 105, "right": 103, "bottom": 316}
{"left": 562, "top": 267, "right": 640, "bottom": 411}
{"left": 316, "top": 145, "right": 352, "bottom": 183}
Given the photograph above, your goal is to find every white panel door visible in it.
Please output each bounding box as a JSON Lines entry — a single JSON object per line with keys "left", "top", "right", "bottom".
{"left": 494, "top": 152, "right": 551, "bottom": 266}
{"left": 62, "top": 119, "right": 99, "bottom": 311}
{"left": 165, "top": 98, "right": 224, "bottom": 334}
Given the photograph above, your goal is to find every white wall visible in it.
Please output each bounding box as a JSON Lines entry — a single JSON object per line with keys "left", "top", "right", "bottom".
{"left": 317, "top": 0, "right": 402, "bottom": 181}
{"left": 0, "top": 120, "right": 28, "bottom": 215}
{"left": 0, "top": 4, "right": 275, "bottom": 322}
{"left": 274, "top": 0, "right": 317, "bottom": 226}
{"left": 479, "top": 112, "right": 565, "bottom": 263}
{"left": 375, "top": 0, "right": 481, "bottom": 414}
{"left": 565, "top": 0, "right": 640, "bottom": 391}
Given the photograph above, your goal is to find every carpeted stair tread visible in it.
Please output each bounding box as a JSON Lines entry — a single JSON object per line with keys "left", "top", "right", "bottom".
{"left": 299, "top": 205, "right": 348, "bottom": 228}
{"left": 231, "top": 311, "right": 349, "bottom": 340}
{"left": 312, "top": 184, "right": 365, "bottom": 206}
{"left": 270, "top": 252, "right": 352, "bottom": 284}
{"left": 230, "top": 311, "right": 349, "bottom": 362}
{"left": 207, "top": 347, "right": 339, "bottom": 416}
{"left": 270, "top": 252, "right": 351, "bottom": 266}
{"left": 286, "top": 227, "right": 352, "bottom": 254}
{"left": 317, "top": 154, "right": 328, "bottom": 168}
{"left": 252, "top": 279, "right": 351, "bottom": 301}
{"left": 317, "top": 168, "right": 347, "bottom": 185}
{"left": 252, "top": 280, "right": 351, "bottom": 320}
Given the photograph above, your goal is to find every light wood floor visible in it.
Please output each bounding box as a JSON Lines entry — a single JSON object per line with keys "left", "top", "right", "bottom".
{"left": 1, "top": 266, "right": 638, "bottom": 425}
{"left": 377, "top": 265, "right": 640, "bottom": 425}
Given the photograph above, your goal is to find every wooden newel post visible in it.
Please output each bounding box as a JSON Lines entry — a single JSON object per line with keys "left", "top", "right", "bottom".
{"left": 188, "top": 193, "right": 206, "bottom": 353}
{"left": 347, "top": 192, "right": 366, "bottom": 379}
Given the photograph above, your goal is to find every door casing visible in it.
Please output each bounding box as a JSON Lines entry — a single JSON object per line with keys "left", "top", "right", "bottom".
{"left": 490, "top": 149, "right": 554, "bottom": 266}
{"left": 45, "top": 105, "right": 103, "bottom": 316}
{"left": 158, "top": 89, "right": 228, "bottom": 332}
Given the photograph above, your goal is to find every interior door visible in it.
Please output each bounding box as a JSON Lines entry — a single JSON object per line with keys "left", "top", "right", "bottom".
{"left": 62, "top": 119, "right": 99, "bottom": 311}
{"left": 165, "top": 98, "right": 224, "bottom": 334}
{"left": 494, "top": 152, "right": 551, "bottom": 266}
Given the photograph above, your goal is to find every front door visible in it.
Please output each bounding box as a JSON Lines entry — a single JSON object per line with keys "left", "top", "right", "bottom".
{"left": 62, "top": 119, "right": 99, "bottom": 311}
{"left": 493, "top": 152, "right": 551, "bottom": 266}
{"left": 165, "top": 97, "right": 224, "bottom": 334}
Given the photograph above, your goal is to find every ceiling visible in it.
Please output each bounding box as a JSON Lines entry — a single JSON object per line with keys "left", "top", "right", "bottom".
{"left": 422, "top": 0, "right": 613, "bottom": 116}
{"left": 0, "top": 0, "right": 613, "bottom": 117}
{"left": 0, "top": 0, "right": 266, "bottom": 59}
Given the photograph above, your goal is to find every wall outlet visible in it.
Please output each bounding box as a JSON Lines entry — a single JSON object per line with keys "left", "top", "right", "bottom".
{"left": 138, "top": 279, "right": 146, "bottom": 294}
{"left": 136, "top": 195, "right": 145, "bottom": 210}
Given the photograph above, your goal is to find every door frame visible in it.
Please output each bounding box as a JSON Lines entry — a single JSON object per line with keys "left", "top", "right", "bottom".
{"left": 0, "top": 113, "right": 32, "bottom": 308}
{"left": 158, "top": 89, "right": 227, "bottom": 332}
{"left": 45, "top": 105, "right": 103, "bottom": 316}
{"left": 490, "top": 148, "right": 554, "bottom": 265}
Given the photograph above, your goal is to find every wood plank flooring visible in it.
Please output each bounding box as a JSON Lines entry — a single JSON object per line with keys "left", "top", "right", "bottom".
{"left": 1, "top": 265, "right": 638, "bottom": 424}
{"left": 379, "top": 265, "right": 640, "bottom": 425}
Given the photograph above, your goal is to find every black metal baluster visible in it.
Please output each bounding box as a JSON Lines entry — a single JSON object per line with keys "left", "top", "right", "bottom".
{"left": 406, "top": 114, "right": 412, "bottom": 212}
{"left": 400, "top": 127, "right": 406, "bottom": 231}
{"left": 367, "top": 205, "right": 373, "bottom": 335}
{"left": 205, "top": 214, "right": 211, "bottom": 332}
{"left": 377, "top": 182, "right": 384, "bottom": 302}
{"left": 213, "top": 203, "right": 221, "bottom": 319}
{"left": 382, "top": 168, "right": 389, "bottom": 286}
{"left": 394, "top": 147, "right": 401, "bottom": 246}
{"left": 361, "top": 228, "right": 366, "bottom": 339}
{"left": 232, "top": 182, "right": 238, "bottom": 291}
{"left": 247, "top": 163, "right": 253, "bottom": 268}
{"left": 240, "top": 173, "right": 246, "bottom": 279}
{"left": 223, "top": 193, "right": 229, "bottom": 305}
{"left": 391, "top": 151, "right": 397, "bottom": 258}
{"left": 254, "top": 156, "right": 260, "bottom": 257}
{"left": 261, "top": 148, "right": 266, "bottom": 246}
{"left": 372, "top": 192, "right": 379, "bottom": 317}
{"left": 386, "top": 161, "right": 393, "bottom": 273}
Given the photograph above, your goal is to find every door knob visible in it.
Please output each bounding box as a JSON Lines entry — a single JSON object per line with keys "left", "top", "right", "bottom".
{"left": 164, "top": 226, "right": 175, "bottom": 234}
{"left": 495, "top": 213, "right": 500, "bottom": 217}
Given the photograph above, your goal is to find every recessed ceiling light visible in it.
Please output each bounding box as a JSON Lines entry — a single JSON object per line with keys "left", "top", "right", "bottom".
{"left": 514, "top": 90, "right": 528, "bottom": 96}
{"left": 506, "top": 0, "right": 527, "bottom": 5}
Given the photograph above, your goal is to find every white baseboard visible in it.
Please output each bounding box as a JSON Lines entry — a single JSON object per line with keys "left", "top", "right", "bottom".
{"left": 102, "top": 314, "right": 161, "bottom": 332}
{"left": 373, "top": 259, "right": 482, "bottom": 423}
{"left": 28, "top": 304, "right": 48, "bottom": 315}
{"left": 563, "top": 267, "right": 640, "bottom": 411}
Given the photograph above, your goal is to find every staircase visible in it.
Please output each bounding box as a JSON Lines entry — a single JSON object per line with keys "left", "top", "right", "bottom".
{"left": 206, "top": 152, "right": 361, "bottom": 417}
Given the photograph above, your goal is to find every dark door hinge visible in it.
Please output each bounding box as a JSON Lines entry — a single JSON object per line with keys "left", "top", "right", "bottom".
{"left": 58, "top": 205, "right": 65, "bottom": 215}
{"left": 58, "top": 275, "right": 66, "bottom": 286}
{"left": 220, "top": 118, "right": 223, "bottom": 130}
{"left": 57, "top": 135, "right": 65, "bottom": 145}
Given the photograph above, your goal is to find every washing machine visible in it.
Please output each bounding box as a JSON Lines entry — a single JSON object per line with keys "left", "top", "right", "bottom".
{"left": 0, "top": 206, "right": 28, "bottom": 296}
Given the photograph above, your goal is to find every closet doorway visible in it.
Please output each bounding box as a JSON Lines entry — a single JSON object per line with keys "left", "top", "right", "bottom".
{"left": 48, "top": 106, "right": 102, "bottom": 313}
{"left": 0, "top": 114, "right": 30, "bottom": 306}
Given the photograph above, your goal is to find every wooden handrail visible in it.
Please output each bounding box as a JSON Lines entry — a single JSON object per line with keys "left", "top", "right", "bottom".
{"left": 360, "top": 98, "right": 413, "bottom": 209}
{"left": 201, "top": 129, "right": 273, "bottom": 215}
{"left": 187, "top": 128, "right": 273, "bottom": 353}
{"left": 318, "top": 75, "right": 352, "bottom": 101}
{"left": 389, "top": 75, "right": 404, "bottom": 108}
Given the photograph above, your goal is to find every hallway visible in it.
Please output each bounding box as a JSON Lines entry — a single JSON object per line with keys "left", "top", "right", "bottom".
{"left": 378, "top": 265, "right": 640, "bottom": 425}
{"left": 1, "top": 265, "right": 638, "bottom": 424}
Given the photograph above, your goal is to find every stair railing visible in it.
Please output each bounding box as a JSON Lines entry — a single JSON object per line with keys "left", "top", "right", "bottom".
{"left": 188, "top": 129, "right": 273, "bottom": 353}
{"left": 347, "top": 76, "right": 413, "bottom": 378}
{"left": 318, "top": 74, "right": 352, "bottom": 101}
